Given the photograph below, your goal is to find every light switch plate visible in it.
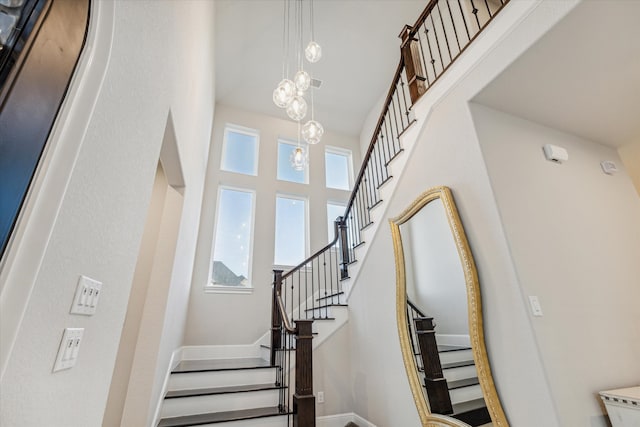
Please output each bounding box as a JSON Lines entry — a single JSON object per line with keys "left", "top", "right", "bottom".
{"left": 528, "top": 296, "right": 544, "bottom": 317}
{"left": 53, "top": 328, "right": 84, "bottom": 372}
{"left": 70, "top": 275, "right": 102, "bottom": 315}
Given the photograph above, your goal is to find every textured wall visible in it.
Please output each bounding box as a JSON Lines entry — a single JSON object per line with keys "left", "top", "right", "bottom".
{"left": 0, "top": 1, "right": 215, "bottom": 425}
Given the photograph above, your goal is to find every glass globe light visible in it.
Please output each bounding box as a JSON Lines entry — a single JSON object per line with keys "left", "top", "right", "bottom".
{"left": 294, "top": 70, "right": 311, "bottom": 92}
{"left": 290, "top": 146, "right": 308, "bottom": 171}
{"left": 302, "top": 120, "right": 324, "bottom": 145}
{"left": 273, "top": 79, "right": 295, "bottom": 108}
{"left": 286, "top": 96, "right": 307, "bottom": 121}
{"left": 305, "top": 41, "right": 322, "bottom": 63}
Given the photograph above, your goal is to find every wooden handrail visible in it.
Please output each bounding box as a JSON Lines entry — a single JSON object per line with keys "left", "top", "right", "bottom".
{"left": 407, "top": 299, "right": 428, "bottom": 318}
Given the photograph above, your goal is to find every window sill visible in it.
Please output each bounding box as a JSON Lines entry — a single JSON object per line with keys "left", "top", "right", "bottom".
{"left": 204, "top": 285, "right": 254, "bottom": 294}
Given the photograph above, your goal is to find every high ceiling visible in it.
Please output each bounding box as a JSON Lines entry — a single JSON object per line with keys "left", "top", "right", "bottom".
{"left": 215, "top": 0, "right": 426, "bottom": 137}
{"left": 474, "top": 0, "right": 640, "bottom": 148}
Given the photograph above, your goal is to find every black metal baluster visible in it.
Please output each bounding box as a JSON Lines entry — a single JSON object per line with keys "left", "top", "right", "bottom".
{"left": 436, "top": 1, "right": 453, "bottom": 64}
{"left": 469, "top": 0, "right": 482, "bottom": 31}
{"left": 484, "top": 0, "right": 493, "bottom": 18}
{"left": 371, "top": 142, "right": 382, "bottom": 191}
{"left": 388, "top": 96, "right": 401, "bottom": 150}
{"left": 445, "top": 0, "right": 461, "bottom": 53}
{"left": 457, "top": 0, "right": 471, "bottom": 42}
{"left": 424, "top": 24, "right": 438, "bottom": 79}
{"left": 430, "top": 13, "right": 445, "bottom": 73}
{"left": 399, "top": 74, "right": 411, "bottom": 122}
{"left": 365, "top": 162, "right": 375, "bottom": 208}
{"left": 378, "top": 136, "right": 388, "bottom": 185}
{"left": 394, "top": 88, "right": 406, "bottom": 130}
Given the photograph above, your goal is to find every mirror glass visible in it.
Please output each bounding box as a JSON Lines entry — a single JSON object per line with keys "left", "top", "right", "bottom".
{"left": 390, "top": 187, "right": 508, "bottom": 427}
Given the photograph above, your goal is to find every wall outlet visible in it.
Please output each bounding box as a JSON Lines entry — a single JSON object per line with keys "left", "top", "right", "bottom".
{"left": 317, "top": 391, "right": 325, "bottom": 403}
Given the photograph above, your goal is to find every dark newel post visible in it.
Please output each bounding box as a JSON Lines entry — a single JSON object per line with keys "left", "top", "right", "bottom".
{"left": 399, "top": 24, "right": 427, "bottom": 103}
{"left": 415, "top": 317, "right": 453, "bottom": 414}
{"left": 337, "top": 217, "right": 349, "bottom": 280}
{"left": 271, "top": 270, "right": 284, "bottom": 367}
{"left": 293, "top": 320, "right": 315, "bottom": 427}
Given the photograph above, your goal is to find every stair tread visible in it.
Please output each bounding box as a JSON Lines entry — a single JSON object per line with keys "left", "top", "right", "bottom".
{"left": 442, "top": 360, "right": 475, "bottom": 370}
{"left": 158, "top": 406, "right": 290, "bottom": 427}
{"left": 316, "top": 291, "right": 344, "bottom": 302}
{"left": 453, "top": 397, "right": 487, "bottom": 414}
{"left": 172, "top": 358, "right": 272, "bottom": 373}
{"left": 165, "top": 383, "right": 285, "bottom": 399}
{"left": 438, "top": 345, "right": 472, "bottom": 353}
{"left": 447, "top": 377, "right": 480, "bottom": 390}
{"left": 304, "top": 303, "right": 348, "bottom": 312}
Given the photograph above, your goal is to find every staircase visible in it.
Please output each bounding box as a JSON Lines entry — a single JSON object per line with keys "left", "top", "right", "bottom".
{"left": 158, "top": 358, "right": 290, "bottom": 427}
{"left": 439, "top": 346, "right": 491, "bottom": 425}
{"left": 156, "top": 0, "right": 510, "bottom": 424}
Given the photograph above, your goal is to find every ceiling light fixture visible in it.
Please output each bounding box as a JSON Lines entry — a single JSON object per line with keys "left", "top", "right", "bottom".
{"left": 274, "top": 0, "right": 323, "bottom": 169}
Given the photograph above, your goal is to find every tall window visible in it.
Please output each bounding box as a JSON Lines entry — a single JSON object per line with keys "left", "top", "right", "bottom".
{"left": 325, "top": 146, "right": 353, "bottom": 191}
{"left": 210, "top": 187, "right": 255, "bottom": 287}
{"left": 274, "top": 195, "right": 308, "bottom": 266}
{"left": 277, "top": 139, "right": 308, "bottom": 184}
{"left": 326, "top": 202, "right": 345, "bottom": 242}
{"left": 221, "top": 125, "right": 259, "bottom": 175}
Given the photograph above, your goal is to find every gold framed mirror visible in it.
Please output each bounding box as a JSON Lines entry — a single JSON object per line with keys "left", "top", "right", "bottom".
{"left": 389, "top": 186, "right": 508, "bottom": 427}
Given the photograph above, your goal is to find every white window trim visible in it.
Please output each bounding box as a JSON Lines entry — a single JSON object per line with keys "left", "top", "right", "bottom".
{"left": 274, "top": 193, "right": 310, "bottom": 267}
{"left": 206, "top": 185, "right": 257, "bottom": 292}
{"left": 325, "top": 145, "right": 354, "bottom": 191}
{"left": 220, "top": 123, "right": 260, "bottom": 176}
{"left": 276, "top": 137, "right": 309, "bottom": 184}
{"left": 204, "top": 284, "right": 254, "bottom": 294}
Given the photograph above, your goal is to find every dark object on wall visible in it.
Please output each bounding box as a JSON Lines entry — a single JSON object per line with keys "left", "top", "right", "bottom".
{"left": 0, "top": 0, "right": 90, "bottom": 260}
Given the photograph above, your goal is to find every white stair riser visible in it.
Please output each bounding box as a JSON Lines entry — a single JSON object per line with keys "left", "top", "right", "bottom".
{"left": 450, "top": 384, "right": 483, "bottom": 405}
{"left": 443, "top": 364, "right": 478, "bottom": 382}
{"left": 187, "top": 415, "right": 289, "bottom": 427}
{"left": 167, "top": 368, "right": 276, "bottom": 391}
{"left": 160, "top": 389, "right": 281, "bottom": 418}
{"left": 439, "top": 349, "right": 473, "bottom": 364}
{"left": 181, "top": 345, "right": 262, "bottom": 360}
{"left": 305, "top": 306, "right": 332, "bottom": 319}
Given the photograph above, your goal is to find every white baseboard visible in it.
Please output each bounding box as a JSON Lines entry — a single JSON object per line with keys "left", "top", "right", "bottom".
{"left": 317, "top": 412, "right": 377, "bottom": 427}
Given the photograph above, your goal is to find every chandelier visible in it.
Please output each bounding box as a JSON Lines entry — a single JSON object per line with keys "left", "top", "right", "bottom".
{"left": 273, "top": 0, "right": 323, "bottom": 170}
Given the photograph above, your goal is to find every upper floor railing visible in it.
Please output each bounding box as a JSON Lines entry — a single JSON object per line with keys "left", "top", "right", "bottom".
{"left": 270, "top": 1, "right": 510, "bottom": 425}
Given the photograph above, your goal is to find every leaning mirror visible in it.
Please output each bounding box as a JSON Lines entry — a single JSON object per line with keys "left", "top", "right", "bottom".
{"left": 389, "top": 186, "right": 508, "bottom": 427}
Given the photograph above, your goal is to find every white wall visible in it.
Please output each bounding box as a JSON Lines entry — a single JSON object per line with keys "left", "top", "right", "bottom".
{"left": 314, "top": 324, "right": 355, "bottom": 417}
{"left": 472, "top": 103, "right": 640, "bottom": 427}
{"left": 0, "top": 1, "right": 215, "bottom": 425}
{"left": 618, "top": 141, "right": 640, "bottom": 196}
{"left": 185, "top": 105, "right": 360, "bottom": 345}
{"left": 346, "top": 1, "right": 585, "bottom": 426}
{"left": 402, "top": 199, "right": 469, "bottom": 336}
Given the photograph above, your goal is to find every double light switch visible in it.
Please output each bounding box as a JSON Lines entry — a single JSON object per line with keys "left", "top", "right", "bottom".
{"left": 53, "top": 328, "right": 84, "bottom": 372}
